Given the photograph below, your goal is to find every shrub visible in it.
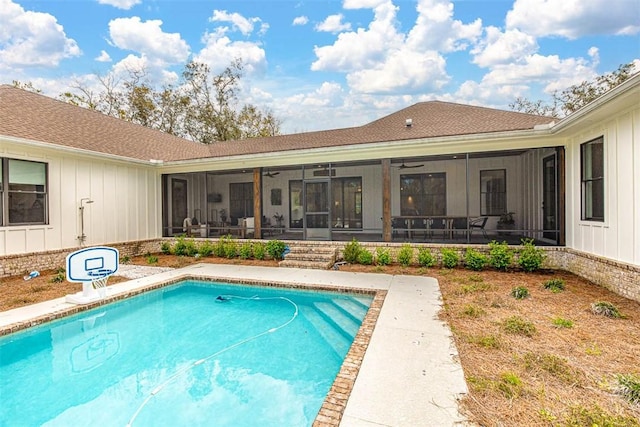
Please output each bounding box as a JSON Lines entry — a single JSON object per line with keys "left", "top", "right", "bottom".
{"left": 518, "top": 238, "right": 545, "bottom": 272}
{"left": 462, "top": 304, "right": 486, "bottom": 317}
{"left": 252, "top": 242, "right": 266, "bottom": 260}
{"left": 49, "top": 267, "right": 66, "bottom": 283}
{"left": 213, "top": 238, "right": 226, "bottom": 257}
{"left": 614, "top": 374, "right": 640, "bottom": 405}
{"left": 441, "top": 248, "right": 459, "bottom": 269}
{"left": 375, "top": 247, "right": 392, "bottom": 266}
{"left": 552, "top": 317, "right": 574, "bottom": 328}
{"left": 397, "top": 244, "right": 414, "bottom": 267}
{"left": 543, "top": 278, "right": 566, "bottom": 293}
{"left": 198, "top": 241, "right": 214, "bottom": 257}
{"left": 511, "top": 286, "right": 530, "bottom": 300}
{"left": 468, "top": 334, "right": 500, "bottom": 349}
{"left": 120, "top": 255, "right": 131, "bottom": 264}
{"left": 343, "top": 239, "right": 362, "bottom": 263}
{"left": 488, "top": 240, "right": 514, "bottom": 271}
{"left": 160, "top": 241, "right": 171, "bottom": 254}
{"left": 503, "top": 315, "right": 536, "bottom": 337}
{"left": 417, "top": 247, "right": 436, "bottom": 267}
{"left": 357, "top": 248, "right": 374, "bottom": 265}
{"left": 145, "top": 253, "right": 158, "bottom": 264}
{"left": 223, "top": 239, "right": 238, "bottom": 259}
{"left": 185, "top": 239, "right": 198, "bottom": 257}
{"left": 465, "top": 248, "right": 488, "bottom": 271}
{"left": 173, "top": 236, "right": 188, "bottom": 256}
{"left": 591, "top": 301, "right": 623, "bottom": 318}
{"left": 238, "top": 242, "right": 253, "bottom": 259}
{"left": 266, "top": 240, "right": 287, "bottom": 260}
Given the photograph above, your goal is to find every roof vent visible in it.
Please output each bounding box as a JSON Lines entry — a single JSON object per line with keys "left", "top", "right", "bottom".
{"left": 405, "top": 118, "right": 413, "bottom": 127}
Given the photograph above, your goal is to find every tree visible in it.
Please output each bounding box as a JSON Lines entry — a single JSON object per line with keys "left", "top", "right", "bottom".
{"left": 12, "top": 80, "right": 42, "bottom": 93}
{"left": 55, "top": 59, "right": 280, "bottom": 143}
{"left": 510, "top": 62, "right": 637, "bottom": 117}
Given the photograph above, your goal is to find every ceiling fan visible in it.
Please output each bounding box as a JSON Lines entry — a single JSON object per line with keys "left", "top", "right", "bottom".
{"left": 263, "top": 170, "right": 280, "bottom": 178}
{"left": 394, "top": 160, "right": 424, "bottom": 169}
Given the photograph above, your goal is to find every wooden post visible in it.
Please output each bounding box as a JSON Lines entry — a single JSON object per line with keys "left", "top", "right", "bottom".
{"left": 253, "top": 168, "right": 262, "bottom": 238}
{"left": 382, "top": 159, "right": 391, "bottom": 242}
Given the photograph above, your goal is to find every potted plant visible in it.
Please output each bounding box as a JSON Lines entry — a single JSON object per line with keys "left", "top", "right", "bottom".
{"left": 273, "top": 212, "right": 284, "bottom": 228}
{"left": 497, "top": 212, "right": 515, "bottom": 235}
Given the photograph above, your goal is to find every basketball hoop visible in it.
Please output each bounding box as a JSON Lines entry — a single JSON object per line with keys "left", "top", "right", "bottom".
{"left": 87, "top": 268, "right": 114, "bottom": 298}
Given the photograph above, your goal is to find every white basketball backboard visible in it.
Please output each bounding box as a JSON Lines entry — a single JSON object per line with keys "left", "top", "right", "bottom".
{"left": 66, "top": 246, "right": 119, "bottom": 283}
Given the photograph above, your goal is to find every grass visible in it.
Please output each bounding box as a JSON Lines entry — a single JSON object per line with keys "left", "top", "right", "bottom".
{"left": 502, "top": 315, "right": 537, "bottom": 337}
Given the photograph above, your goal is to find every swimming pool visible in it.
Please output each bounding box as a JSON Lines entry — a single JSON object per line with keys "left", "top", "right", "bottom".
{"left": 0, "top": 280, "right": 373, "bottom": 426}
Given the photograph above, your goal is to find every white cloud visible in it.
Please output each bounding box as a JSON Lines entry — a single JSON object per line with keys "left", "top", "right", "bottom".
{"left": 210, "top": 10, "right": 263, "bottom": 36}
{"left": 292, "top": 16, "right": 308, "bottom": 26}
{"left": 471, "top": 27, "right": 537, "bottom": 67}
{"left": 0, "top": 0, "right": 80, "bottom": 68}
{"left": 347, "top": 49, "right": 448, "bottom": 94}
{"left": 97, "top": 0, "right": 140, "bottom": 10}
{"left": 315, "top": 14, "right": 352, "bottom": 33}
{"left": 312, "top": 1, "right": 402, "bottom": 73}
{"left": 506, "top": 0, "right": 640, "bottom": 39}
{"left": 95, "top": 50, "right": 111, "bottom": 62}
{"left": 312, "top": 0, "right": 482, "bottom": 94}
{"left": 195, "top": 30, "right": 267, "bottom": 76}
{"left": 108, "top": 17, "right": 190, "bottom": 66}
{"left": 406, "top": 0, "right": 482, "bottom": 53}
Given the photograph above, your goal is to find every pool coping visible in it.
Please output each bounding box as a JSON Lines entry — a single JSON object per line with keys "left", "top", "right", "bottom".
{"left": 0, "top": 264, "right": 469, "bottom": 426}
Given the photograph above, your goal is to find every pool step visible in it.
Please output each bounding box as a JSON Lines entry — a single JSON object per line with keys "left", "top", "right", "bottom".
{"left": 313, "top": 301, "right": 361, "bottom": 338}
{"left": 332, "top": 298, "right": 369, "bottom": 321}
{"left": 279, "top": 245, "right": 337, "bottom": 270}
{"left": 299, "top": 306, "right": 351, "bottom": 358}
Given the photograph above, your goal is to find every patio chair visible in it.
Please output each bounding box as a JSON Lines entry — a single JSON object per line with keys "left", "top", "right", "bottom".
{"left": 451, "top": 217, "right": 468, "bottom": 239}
{"left": 429, "top": 217, "right": 446, "bottom": 239}
{"left": 469, "top": 217, "right": 488, "bottom": 239}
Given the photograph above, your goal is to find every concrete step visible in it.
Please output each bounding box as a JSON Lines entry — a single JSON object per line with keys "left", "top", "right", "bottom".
{"left": 299, "top": 306, "right": 351, "bottom": 358}
{"left": 279, "top": 259, "right": 334, "bottom": 269}
{"left": 313, "top": 301, "right": 361, "bottom": 338}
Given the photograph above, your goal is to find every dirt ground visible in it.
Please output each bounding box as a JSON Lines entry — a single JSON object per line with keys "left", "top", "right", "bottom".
{"left": 1, "top": 254, "right": 639, "bottom": 426}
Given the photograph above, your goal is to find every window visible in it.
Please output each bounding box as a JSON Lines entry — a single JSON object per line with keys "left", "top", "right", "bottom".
{"left": 229, "top": 182, "right": 253, "bottom": 225}
{"left": 1, "top": 158, "right": 48, "bottom": 225}
{"left": 332, "top": 177, "right": 362, "bottom": 229}
{"left": 581, "top": 137, "right": 604, "bottom": 221}
{"left": 400, "top": 173, "right": 446, "bottom": 216}
{"left": 480, "top": 169, "right": 506, "bottom": 216}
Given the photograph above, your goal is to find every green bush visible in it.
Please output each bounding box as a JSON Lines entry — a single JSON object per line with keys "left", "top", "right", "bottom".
{"left": 185, "top": 239, "right": 198, "bottom": 257}
{"left": 357, "top": 248, "right": 374, "bottom": 265}
{"left": 488, "top": 240, "right": 514, "bottom": 271}
{"left": 397, "top": 244, "right": 414, "bottom": 267}
{"left": 198, "top": 241, "right": 214, "bottom": 257}
{"left": 503, "top": 315, "right": 537, "bottom": 337}
{"left": 145, "top": 253, "right": 158, "bottom": 264}
{"left": 253, "top": 242, "right": 266, "bottom": 260}
{"left": 213, "top": 238, "right": 226, "bottom": 257}
{"left": 223, "top": 239, "right": 238, "bottom": 259}
{"left": 543, "top": 278, "right": 566, "bottom": 293}
{"left": 49, "top": 267, "right": 66, "bottom": 283}
{"left": 511, "top": 286, "right": 530, "bottom": 300}
{"left": 238, "top": 242, "right": 253, "bottom": 259}
{"left": 172, "top": 236, "right": 188, "bottom": 256}
{"left": 465, "top": 248, "right": 488, "bottom": 271}
{"left": 615, "top": 374, "right": 640, "bottom": 405}
{"left": 518, "top": 238, "right": 545, "bottom": 272}
{"left": 375, "top": 247, "right": 392, "bottom": 266}
{"left": 551, "top": 317, "right": 574, "bottom": 328}
{"left": 417, "top": 247, "right": 436, "bottom": 267}
{"left": 160, "top": 241, "right": 171, "bottom": 254}
{"left": 343, "top": 238, "right": 362, "bottom": 263}
{"left": 590, "top": 301, "right": 623, "bottom": 318}
{"left": 266, "top": 240, "right": 287, "bottom": 260}
{"left": 441, "top": 248, "right": 459, "bottom": 269}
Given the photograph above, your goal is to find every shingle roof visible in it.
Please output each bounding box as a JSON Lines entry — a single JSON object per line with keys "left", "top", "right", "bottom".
{"left": 0, "top": 85, "right": 554, "bottom": 163}
{"left": 0, "top": 85, "right": 210, "bottom": 162}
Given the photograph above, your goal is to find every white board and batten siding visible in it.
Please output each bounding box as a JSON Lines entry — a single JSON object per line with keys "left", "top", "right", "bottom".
{"left": 0, "top": 143, "right": 161, "bottom": 256}
{"left": 565, "top": 106, "right": 640, "bottom": 266}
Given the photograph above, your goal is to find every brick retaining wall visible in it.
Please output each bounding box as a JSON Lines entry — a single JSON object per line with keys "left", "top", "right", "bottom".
{"left": 1, "top": 239, "right": 638, "bottom": 303}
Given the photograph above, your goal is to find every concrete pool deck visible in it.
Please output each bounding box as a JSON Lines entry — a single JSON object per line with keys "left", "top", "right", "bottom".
{"left": 0, "top": 264, "right": 469, "bottom": 426}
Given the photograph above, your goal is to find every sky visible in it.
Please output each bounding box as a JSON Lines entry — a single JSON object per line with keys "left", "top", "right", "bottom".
{"left": 1, "top": 0, "right": 639, "bottom": 134}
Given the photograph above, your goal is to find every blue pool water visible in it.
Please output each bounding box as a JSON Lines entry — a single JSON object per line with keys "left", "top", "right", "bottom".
{"left": 0, "top": 280, "right": 372, "bottom": 426}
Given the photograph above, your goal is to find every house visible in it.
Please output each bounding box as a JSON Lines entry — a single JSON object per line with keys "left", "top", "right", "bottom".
{"left": 0, "top": 74, "right": 638, "bottom": 299}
